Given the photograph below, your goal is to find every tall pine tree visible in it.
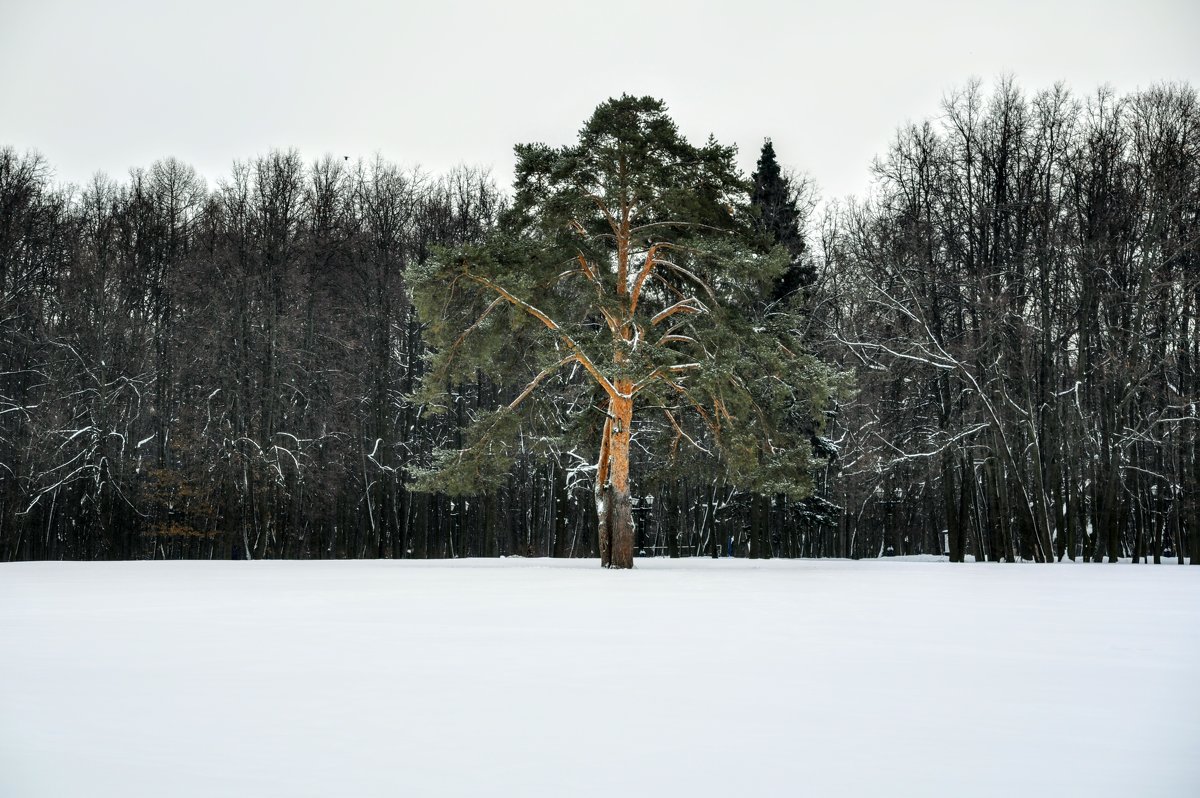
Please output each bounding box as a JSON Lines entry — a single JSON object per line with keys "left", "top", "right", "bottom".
{"left": 410, "top": 97, "right": 843, "bottom": 568}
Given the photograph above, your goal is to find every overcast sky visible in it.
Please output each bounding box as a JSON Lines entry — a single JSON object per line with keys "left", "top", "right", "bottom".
{"left": 3, "top": 0, "right": 1197, "bottom": 201}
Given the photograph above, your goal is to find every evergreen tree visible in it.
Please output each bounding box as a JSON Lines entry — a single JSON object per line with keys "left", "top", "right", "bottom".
{"left": 410, "top": 96, "right": 843, "bottom": 568}
{"left": 750, "top": 140, "right": 814, "bottom": 299}
{"left": 746, "top": 141, "right": 828, "bottom": 556}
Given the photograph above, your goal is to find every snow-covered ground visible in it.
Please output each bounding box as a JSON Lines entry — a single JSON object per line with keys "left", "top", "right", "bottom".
{"left": 2, "top": 558, "right": 1196, "bottom": 797}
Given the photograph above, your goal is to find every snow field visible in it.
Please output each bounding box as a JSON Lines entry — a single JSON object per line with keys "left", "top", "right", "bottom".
{"left": 1, "top": 557, "right": 1197, "bottom": 797}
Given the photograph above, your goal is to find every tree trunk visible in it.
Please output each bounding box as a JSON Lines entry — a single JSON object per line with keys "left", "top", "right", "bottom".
{"left": 596, "top": 392, "right": 635, "bottom": 568}
{"left": 943, "top": 451, "right": 965, "bottom": 562}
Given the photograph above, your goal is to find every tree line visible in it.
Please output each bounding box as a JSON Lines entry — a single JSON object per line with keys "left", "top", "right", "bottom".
{"left": 820, "top": 79, "right": 1198, "bottom": 563}
{"left": 2, "top": 78, "right": 1196, "bottom": 563}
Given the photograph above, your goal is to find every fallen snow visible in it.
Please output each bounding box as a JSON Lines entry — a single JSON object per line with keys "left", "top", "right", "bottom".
{"left": 1, "top": 558, "right": 1197, "bottom": 797}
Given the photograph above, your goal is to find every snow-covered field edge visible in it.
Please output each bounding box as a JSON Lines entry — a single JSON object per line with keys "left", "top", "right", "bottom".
{"left": 2, "top": 558, "right": 1197, "bottom": 797}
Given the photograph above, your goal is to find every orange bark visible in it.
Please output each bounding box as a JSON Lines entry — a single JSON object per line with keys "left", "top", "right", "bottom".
{"left": 596, "top": 386, "right": 635, "bottom": 568}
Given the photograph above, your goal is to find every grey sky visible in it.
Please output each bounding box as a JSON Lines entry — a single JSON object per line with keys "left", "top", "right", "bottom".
{"left": 3, "top": 0, "right": 1197, "bottom": 201}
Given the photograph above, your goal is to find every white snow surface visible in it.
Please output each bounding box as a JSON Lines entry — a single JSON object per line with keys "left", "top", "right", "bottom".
{"left": 2, "top": 558, "right": 1197, "bottom": 797}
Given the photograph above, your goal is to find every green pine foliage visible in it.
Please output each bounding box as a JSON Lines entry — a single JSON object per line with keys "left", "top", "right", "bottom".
{"left": 409, "top": 96, "right": 847, "bottom": 503}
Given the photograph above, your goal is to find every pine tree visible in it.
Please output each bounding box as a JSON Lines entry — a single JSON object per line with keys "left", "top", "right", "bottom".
{"left": 410, "top": 97, "right": 843, "bottom": 568}
{"left": 750, "top": 139, "right": 814, "bottom": 299}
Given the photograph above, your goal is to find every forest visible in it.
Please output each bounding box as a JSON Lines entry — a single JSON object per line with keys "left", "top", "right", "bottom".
{"left": 1, "top": 78, "right": 1196, "bottom": 564}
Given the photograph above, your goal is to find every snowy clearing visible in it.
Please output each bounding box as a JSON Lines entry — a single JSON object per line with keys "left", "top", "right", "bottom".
{"left": 2, "top": 558, "right": 1197, "bottom": 797}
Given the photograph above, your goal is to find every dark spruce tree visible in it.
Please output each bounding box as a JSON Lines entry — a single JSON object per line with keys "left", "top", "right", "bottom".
{"left": 409, "top": 96, "right": 844, "bottom": 568}
{"left": 745, "top": 141, "right": 827, "bottom": 556}
{"left": 750, "top": 139, "right": 814, "bottom": 300}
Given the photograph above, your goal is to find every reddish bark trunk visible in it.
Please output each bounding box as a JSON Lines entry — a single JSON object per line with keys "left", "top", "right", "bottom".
{"left": 597, "top": 390, "right": 635, "bottom": 568}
